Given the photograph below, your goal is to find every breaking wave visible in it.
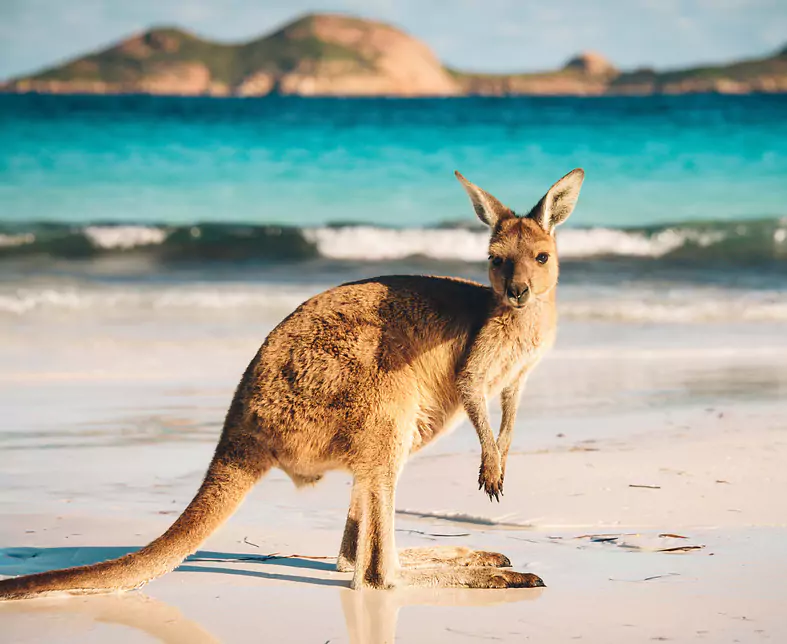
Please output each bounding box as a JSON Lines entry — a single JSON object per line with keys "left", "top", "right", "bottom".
{"left": 1, "top": 217, "right": 785, "bottom": 265}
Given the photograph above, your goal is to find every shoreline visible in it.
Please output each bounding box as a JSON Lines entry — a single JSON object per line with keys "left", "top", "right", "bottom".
{"left": 3, "top": 89, "right": 787, "bottom": 98}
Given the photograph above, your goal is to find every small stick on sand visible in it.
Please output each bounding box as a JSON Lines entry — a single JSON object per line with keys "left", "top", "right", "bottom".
{"left": 396, "top": 529, "right": 472, "bottom": 537}
{"left": 656, "top": 545, "right": 704, "bottom": 553}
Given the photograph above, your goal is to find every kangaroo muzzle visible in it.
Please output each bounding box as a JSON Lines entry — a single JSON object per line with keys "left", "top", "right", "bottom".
{"left": 505, "top": 283, "right": 530, "bottom": 308}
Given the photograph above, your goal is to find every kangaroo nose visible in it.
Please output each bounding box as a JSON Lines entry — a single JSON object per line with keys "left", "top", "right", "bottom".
{"left": 506, "top": 284, "right": 530, "bottom": 303}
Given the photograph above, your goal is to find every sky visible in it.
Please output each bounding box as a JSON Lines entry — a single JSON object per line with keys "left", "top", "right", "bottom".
{"left": 1, "top": 0, "right": 786, "bottom": 80}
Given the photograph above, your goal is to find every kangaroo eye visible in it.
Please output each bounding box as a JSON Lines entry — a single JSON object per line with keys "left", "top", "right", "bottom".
{"left": 536, "top": 252, "right": 549, "bottom": 265}
{"left": 489, "top": 256, "right": 503, "bottom": 267}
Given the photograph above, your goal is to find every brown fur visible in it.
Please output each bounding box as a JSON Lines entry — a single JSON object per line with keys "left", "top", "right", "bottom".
{"left": 0, "top": 169, "right": 584, "bottom": 599}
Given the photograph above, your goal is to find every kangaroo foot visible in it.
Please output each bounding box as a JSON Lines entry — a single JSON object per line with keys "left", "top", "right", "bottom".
{"left": 336, "top": 555, "right": 354, "bottom": 573}
{"left": 400, "top": 566, "right": 544, "bottom": 589}
{"left": 483, "top": 570, "right": 544, "bottom": 588}
{"left": 399, "top": 546, "right": 511, "bottom": 569}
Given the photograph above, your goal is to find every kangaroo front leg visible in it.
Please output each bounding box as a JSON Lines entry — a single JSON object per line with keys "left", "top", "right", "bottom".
{"left": 337, "top": 481, "right": 361, "bottom": 573}
{"left": 351, "top": 478, "right": 399, "bottom": 590}
{"left": 458, "top": 358, "right": 502, "bottom": 501}
{"left": 498, "top": 371, "right": 527, "bottom": 482}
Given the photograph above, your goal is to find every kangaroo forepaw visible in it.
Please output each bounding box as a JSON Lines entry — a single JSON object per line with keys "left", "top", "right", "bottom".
{"left": 478, "top": 456, "right": 504, "bottom": 502}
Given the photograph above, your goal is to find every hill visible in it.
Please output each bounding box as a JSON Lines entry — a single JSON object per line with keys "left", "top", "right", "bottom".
{"left": 2, "top": 14, "right": 785, "bottom": 96}
{"left": 451, "top": 51, "right": 619, "bottom": 96}
{"left": 2, "top": 14, "right": 458, "bottom": 96}
{"left": 610, "top": 48, "right": 787, "bottom": 94}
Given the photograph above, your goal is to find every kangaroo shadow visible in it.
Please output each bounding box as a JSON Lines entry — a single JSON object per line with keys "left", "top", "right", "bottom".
{"left": 0, "top": 545, "right": 344, "bottom": 588}
{"left": 1, "top": 546, "right": 543, "bottom": 642}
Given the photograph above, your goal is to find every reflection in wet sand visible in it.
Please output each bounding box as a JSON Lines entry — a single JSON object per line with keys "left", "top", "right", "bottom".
{"left": 0, "top": 580, "right": 541, "bottom": 644}
{"left": 341, "top": 585, "right": 543, "bottom": 644}
{"left": 0, "top": 592, "right": 220, "bottom": 644}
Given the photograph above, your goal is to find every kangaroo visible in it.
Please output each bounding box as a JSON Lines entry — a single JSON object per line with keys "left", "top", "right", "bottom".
{"left": 0, "top": 168, "right": 584, "bottom": 600}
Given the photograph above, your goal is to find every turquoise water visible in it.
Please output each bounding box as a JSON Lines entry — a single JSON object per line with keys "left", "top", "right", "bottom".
{"left": 0, "top": 94, "right": 785, "bottom": 322}
{"left": 1, "top": 94, "right": 786, "bottom": 228}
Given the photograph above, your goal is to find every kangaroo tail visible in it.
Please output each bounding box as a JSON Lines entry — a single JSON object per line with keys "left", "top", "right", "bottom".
{"left": 0, "top": 449, "right": 269, "bottom": 601}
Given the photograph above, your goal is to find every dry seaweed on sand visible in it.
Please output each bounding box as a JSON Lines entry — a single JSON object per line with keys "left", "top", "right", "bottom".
{"left": 567, "top": 533, "right": 705, "bottom": 553}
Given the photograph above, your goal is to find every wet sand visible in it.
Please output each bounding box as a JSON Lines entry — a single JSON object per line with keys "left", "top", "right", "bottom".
{"left": 1, "top": 316, "right": 786, "bottom": 642}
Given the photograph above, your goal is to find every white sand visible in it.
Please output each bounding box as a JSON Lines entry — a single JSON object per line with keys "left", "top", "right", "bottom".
{"left": 1, "top": 316, "right": 786, "bottom": 642}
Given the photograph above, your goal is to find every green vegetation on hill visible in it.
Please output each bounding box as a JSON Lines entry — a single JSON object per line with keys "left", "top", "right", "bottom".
{"left": 659, "top": 51, "right": 787, "bottom": 83}
{"left": 35, "top": 28, "right": 232, "bottom": 84}
{"left": 32, "top": 16, "right": 372, "bottom": 88}
{"left": 235, "top": 19, "right": 370, "bottom": 81}
{"left": 613, "top": 47, "right": 787, "bottom": 89}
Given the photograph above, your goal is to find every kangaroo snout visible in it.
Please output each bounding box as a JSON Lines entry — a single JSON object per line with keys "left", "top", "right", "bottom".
{"left": 506, "top": 283, "right": 530, "bottom": 307}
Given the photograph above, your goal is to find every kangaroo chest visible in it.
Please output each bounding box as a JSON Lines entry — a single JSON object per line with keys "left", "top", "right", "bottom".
{"left": 484, "top": 318, "right": 555, "bottom": 396}
{"left": 410, "top": 308, "right": 555, "bottom": 453}
{"left": 485, "top": 341, "right": 541, "bottom": 396}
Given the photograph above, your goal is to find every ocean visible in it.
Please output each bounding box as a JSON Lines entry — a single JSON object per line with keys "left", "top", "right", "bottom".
{"left": 1, "top": 93, "right": 786, "bottom": 325}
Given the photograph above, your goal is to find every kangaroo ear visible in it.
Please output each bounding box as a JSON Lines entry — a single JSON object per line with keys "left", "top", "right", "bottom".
{"left": 529, "top": 168, "right": 585, "bottom": 233}
{"left": 454, "top": 171, "right": 513, "bottom": 228}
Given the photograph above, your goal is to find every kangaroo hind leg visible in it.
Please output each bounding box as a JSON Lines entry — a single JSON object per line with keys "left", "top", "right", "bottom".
{"left": 337, "top": 481, "right": 362, "bottom": 573}
{"left": 337, "top": 489, "right": 510, "bottom": 572}
{"left": 400, "top": 566, "right": 544, "bottom": 589}
{"left": 347, "top": 479, "right": 543, "bottom": 589}
{"left": 350, "top": 473, "right": 400, "bottom": 590}
{"left": 398, "top": 546, "right": 511, "bottom": 569}
{"left": 341, "top": 475, "right": 543, "bottom": 588}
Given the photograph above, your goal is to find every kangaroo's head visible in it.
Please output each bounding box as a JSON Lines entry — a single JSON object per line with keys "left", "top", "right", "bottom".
{"left": 455, "top": 169, "right": 584, "bottom": 310}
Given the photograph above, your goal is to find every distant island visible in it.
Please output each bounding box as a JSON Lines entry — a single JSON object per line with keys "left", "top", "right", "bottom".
{"left": 3, "top": 13, "right": 786, "bottom": 97}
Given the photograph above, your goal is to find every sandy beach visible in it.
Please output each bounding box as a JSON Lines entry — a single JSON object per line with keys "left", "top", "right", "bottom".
{"left": 2, "top": 304, "right": 785, "bottom": 643}
{"left": 1, "top": 0, "right": 787, "bottom": 634}
{"left": 2, "top": 11, "right": 787, "bottom": 641}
